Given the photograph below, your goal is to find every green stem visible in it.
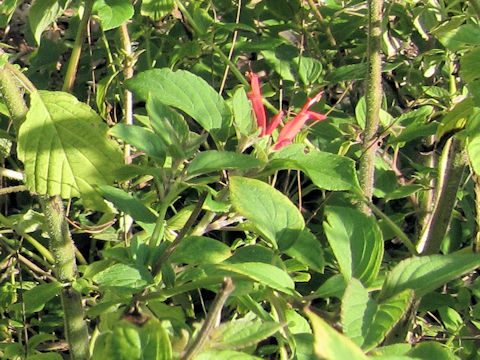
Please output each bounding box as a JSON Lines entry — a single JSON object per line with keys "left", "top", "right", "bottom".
{"left": 417, "top": 137, "right": 466, "bottom": 254}
{"left": 0, "top": 67, "right": 28, "bottom": 132}
{"left": 62, "top": 0, "right": 94, "bottom": 92}
{"left": 40, "top": 196, "right": 89, "bottom": 359}
{"left": 182, "top": 278, "right": 235, "bottom": 360}
{"left": 357, "top": 0, "right": 384, "bottom": 215}
{"left": 152, "top": 192, "right": 207, "bottom": 276}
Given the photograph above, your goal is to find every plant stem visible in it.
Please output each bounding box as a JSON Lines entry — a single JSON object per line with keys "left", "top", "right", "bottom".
{"left": 0, "top": 67, "right": 28, "bottom": 132}
{"left": 40, "top": 195, "right": 89, "bottom": 360}
{"left": 357, "top": 0, "right": 384, "bottom": 215}
{"left": 62, "top": 0, "right": 94, "bottom": 92}
{"left": 182, "top": 277, "right": 235, "bottom": 360}
{"left": 417, "top": 137, "right": 466, "bottom": 254}
{"left": 119, "top": 22, "right": 134, "bottom": 164}
{"left": 153, "top": 191, "right": 207, "bottom": 276}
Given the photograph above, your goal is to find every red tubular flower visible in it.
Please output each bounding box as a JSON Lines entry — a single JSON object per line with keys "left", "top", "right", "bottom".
{"left": 246, "top": 72, "right": 268, "bottom": 136}
{"left": 274, "top": 91, "right": 327, "bottom": 150}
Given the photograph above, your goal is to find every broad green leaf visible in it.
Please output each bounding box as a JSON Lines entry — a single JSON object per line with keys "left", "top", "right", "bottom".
{"left": 186, "top": 151, "right": 265, "bottom": 178}
{"left": 231, "top": 87, "right": 254, "bottom": 135}
{"left": 169, "top": 236, "right": 231, "bottom": 265}
{"left": 141, "top": 0, "right": 174, "bottom": 21}
{"left": 436, "top": 98, "right": 474, "bottom": 140}
{"left": 323, "top": 206, "right": 384, "bottom": 285}
{"left": 92, "top": 263, "right": 153, "bottom": 290}
{"left": 271, "top": 144, "right": 360, "bottom": 191}
{"left": 406, "top": 341, "right": 458, "bottom": 360}
{"left": 315, "top": 274, "right": 348, "bottom": 299}
{"left": 262, "top": 47, "right": 296, "bottom": 81}
{"left": 325, "top": 63, "right": 367, "bottom": 83}
{"left": 363, "top": 289, "right": 414, "bottom": 351}
{"left": 127, "top": 69, "right": 231, "bottom": 141}
{"left": 98, "top": 185, "right": 156, "bottom": 234}
{"left": 92, "top": 319, "right": 172, "bottom": 360}
{"left": 214, "top": 262, "right": 295, "bottom": 295}
{"left": 229, "top": 176, "right": 304, "bottom": 249}
{"left": 17, "top": 91, "right": 124, "bottom": 210}
{"left": 460, "top": 47, "right": 480, "bottom": 83}
{"left": 379, "top": 253, "right": 480, "bottom": 301}
{"left": 468, "top": 133, "right": 480, "bottom": 176}
{"left": 23, "top": 282, "right": 62, "bottom": 314}
{"left": 195, "top": 350, "right": 262, "bottom": 360}
{"left": 436, "top": 23, "right": 480, "bottom": 51}
{"left": 95, "top": 0, "right": 134, "bottom": 31}
{"left": 226, "top": 244, "right": 277, "bottom": 264}
{"left": 305, "top": 307, "right": 369, "bottom": 360}
{"left": 283, "top": 229, "right": 324, "bottom": 273}
{"left": 210, "top": 319, "right": 283, "bottom": 350}
{"left": 438, "top": 307, "right": 463, "bottom": 333}
{"left": 341, "top": 279, "right": 376, "bottom": 347}
{"left": 295, "top": 57, "right": 323, "bottom": 85}
{"left": 109, "top": 123, "right": 166, "bottom": 162}
{"left": 146, "top": 95, "right": 189, "bottom": 145}
{"left": 29, "top": 0, "right": 67, "bottom": 44}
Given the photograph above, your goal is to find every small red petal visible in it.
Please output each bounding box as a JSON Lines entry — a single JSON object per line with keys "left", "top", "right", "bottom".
{"left": 265, "top": 110, "right": 285, "bottom": 135}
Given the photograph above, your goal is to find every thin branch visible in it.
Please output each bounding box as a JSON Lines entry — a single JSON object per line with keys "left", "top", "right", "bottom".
{"left": 182, "top": 277, "right": 235, "bottom": 360}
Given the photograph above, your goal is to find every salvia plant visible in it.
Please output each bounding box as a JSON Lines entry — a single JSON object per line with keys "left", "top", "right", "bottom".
{"left": 1, "top": 0, "right": 480, "bottom": 359}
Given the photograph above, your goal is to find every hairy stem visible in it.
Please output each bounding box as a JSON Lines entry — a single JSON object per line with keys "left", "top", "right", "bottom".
{"left": 40, "top": 196, "right": 89, "bottom": 359}
{"left": 62, "top": 0, "right": 94, "bottom": 92}
{"left": 357, "top": 0, "right": 384, "bottom": 215}
{"left": 417, "top": 138, "right": 466, "bottom": 254}
{"left": 0, "top": 67, "right": 28, "bottom": 131}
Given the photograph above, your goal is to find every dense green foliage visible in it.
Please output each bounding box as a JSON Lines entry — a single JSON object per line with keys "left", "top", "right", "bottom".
{"left": 1, "top": 0, "right": 480, "bottom": 359}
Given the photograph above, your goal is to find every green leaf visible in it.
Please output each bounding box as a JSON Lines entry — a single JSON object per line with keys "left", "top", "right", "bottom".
{"left": 141, "top": 0, "right": 174, "bottom": 21}
{"left": 270, "top": 144, "right": 360, "bottom": 191}
{"left": 460, "top": 47, "right": 480, "bottom": 83}
{"left": 305, "top": 307, "right": 369, "bottom": 360}
{"left": 23, "top": 282, "right": 62, "bottom": 314}
{"left": 283, "top": 229, "right": 324, "bottom": 273}
{"left": 17, "top": 91, "right": 124, "bottom": 210}
{"left": 109, "top": 123, "right": 166, "bottom": 162}
{"left": 436, "top": 98, "right": 474, "bottom": 140}
{"left": 169, "top": 236, "right": 231, "bottom": 265}
{"left": 127, "top": 69, "right": 232, "bottom": 141}
{"left": 379, "top": 253, "right": 480, "bottom": 301}
{"left": 231, "top": 87, "right": 254, "bottom": 135}
{"left": 92, "top": 263, "right": 153, "bottom": 290}
{"left": 95, "top": 0, "right": 134, "bottom": 31}
{"left": 341, "top": 279, "right": 376, "bottom": 347}
{"left": 186, "top": 151, "right": 265, "bottom": 178}
{"left": 363, "top": 289, "right": 414, "bottom": 351}
{"left": 229, "top": 176, "right": 304, "bottom": 249}
{"left": 28, "top": 0, "right": 67, "bottom": 44}
{"left": 406, "top": 341, "right": 458, "bottom": 360}
{"left": 325, "top": 63, "right": 368, "bottom": 83}
{"left": 210, "top": 318, "right": 283, "bottom": 350}
{"left": 213, "top": 262, "right": 295, "bottom": 295}
{"left": 98, "top": 185, "right": 156, "bottom": 234}
{"left": 92, "top": 318, "right": 172, "bottom": 360}
{"left": 295, "top": 57, "right": 323, "bottom": 85}
{"left": 195, "top": 350, "right": 262, "bottom": 360}
{"left": 323, "top": 206, "right": 384, "bottom": 286}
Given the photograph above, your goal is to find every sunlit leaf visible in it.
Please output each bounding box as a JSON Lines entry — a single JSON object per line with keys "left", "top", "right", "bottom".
{"left": 127, "top": 69, "right": 232, "bottom": 141}
{"left": 323, "top": 206, "right": 384, "bottom": 285}
{"left": 17, "top": 91, "right": 125, "bottom": 210}
{"left": 305, "top": 307, "right": 369, "bottom": 360}
{"left": 379, "top": 253, "right": 480, "bottom": 301}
